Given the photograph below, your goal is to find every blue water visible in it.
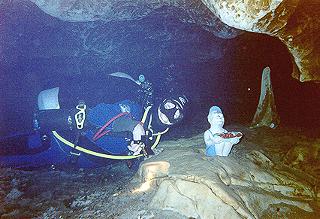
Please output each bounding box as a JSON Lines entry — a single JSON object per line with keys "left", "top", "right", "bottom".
{"left": 1, "top": 2, "right": 319, "bottom": 148}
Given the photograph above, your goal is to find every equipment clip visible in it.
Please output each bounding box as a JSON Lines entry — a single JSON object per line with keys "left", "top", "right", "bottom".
{"left": 75, "top": 102, "right": 86, "bottom": 130}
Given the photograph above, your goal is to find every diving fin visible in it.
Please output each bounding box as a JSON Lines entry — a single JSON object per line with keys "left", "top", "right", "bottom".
{"left": 109, "top": 72, "right": 141, "bottom": 85}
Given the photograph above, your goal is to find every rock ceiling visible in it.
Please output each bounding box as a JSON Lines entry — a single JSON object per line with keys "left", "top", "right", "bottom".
{"left": 29, "top": 0, "right": 320, "bottom": 82}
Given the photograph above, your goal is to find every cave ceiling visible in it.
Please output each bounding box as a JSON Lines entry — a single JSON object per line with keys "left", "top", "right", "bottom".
{"left": 10, "top": 0, "right": 320, "bottom": 82}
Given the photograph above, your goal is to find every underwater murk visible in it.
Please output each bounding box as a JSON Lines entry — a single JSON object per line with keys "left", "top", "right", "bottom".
{"left": 0, "top": 1, "right": 320, "bottom": 218}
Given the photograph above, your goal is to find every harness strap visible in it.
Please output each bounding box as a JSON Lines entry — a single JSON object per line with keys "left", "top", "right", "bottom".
{"left": 141, "top": 105, "right": 152, "bottom": 124}
{"left": 140, "top": 105, "right": 169, "bottom": 149}
{"left": 70, "top": 102, "right": 87, "bottom": 158}
{"left": 52, "top": 104, "right": 168, "bottom": 160}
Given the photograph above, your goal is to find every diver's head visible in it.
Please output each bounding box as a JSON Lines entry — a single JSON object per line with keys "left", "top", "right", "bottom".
{"left": 207, "top": 106, "right": 224, "bottom": 127}
{"left": 158, "top": 95, "right": 188, "bottom": 126}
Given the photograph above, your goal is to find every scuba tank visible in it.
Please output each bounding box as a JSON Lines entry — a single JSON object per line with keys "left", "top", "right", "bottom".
{"left": 35, "top": 87, "right": 83, "bottom": 132}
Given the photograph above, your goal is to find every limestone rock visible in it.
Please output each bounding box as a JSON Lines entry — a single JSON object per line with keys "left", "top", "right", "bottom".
{"left": 5, "top": 188, "right": 23, "bottom": 202}
{"left": 251, "top": 66, "right": 280, "bottom": 129}
{"left": 23, "top": 0, "right": 319, "bottom": 81}
{"left": 201, "top": 0, "right": 320, "bottom": 82}
{"left": 201, "top": 0, "right": 285, "bottom": 32}
{"left": 150, "top": 179, "right": 241, "bottom": 218}
{"left": 28, "top": 0, "right": 320, "bottom": 81}
{"left": 138, "top": 134, "right": 314, "bottom": 218}
{"left": 275, "top": 0, "right": 320, "bottom": 82}
{"left": 138, "top": 161, "right": 170, "bottom": 186}
{"left": 28, "top": 0, "right": 241, "bottom": 39}
{"left": 284, "top": 138, "right": 320, "bottom": 170}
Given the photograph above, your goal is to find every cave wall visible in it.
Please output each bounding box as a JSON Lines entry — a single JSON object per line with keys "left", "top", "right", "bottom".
{"left": 202, "top": 0, "right": 320, "bottom": 82}
{"left": 0, "top": 0, "right": 319, "bottom": 134}
{"left": 28, "top": 0, "right": 320, "bottom": 82}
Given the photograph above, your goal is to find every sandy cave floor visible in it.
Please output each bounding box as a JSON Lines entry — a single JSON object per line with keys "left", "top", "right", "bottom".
{"left": 0, "top": 124, "right": 320, "bottom": 219}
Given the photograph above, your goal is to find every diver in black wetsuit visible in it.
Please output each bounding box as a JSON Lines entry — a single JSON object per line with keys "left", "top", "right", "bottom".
{"left": 85, "top": 94, "right": 189, "bottom": 156}
{"left": 0, "top": 77, "right": 189, "bottom": 169}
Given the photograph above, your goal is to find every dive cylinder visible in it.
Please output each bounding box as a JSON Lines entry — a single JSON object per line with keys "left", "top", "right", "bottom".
{"left": 35, "top": 110, "right": 75, "bottom": 133}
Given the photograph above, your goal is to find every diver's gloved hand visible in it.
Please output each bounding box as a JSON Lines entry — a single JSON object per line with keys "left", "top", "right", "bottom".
{"left": 127, "top": 141, "right": 144, "bottom": 155}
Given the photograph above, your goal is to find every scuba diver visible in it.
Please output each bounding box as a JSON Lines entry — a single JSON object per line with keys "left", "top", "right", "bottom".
{"left": 0, "top": 73, "right": 188, "bottom": 169}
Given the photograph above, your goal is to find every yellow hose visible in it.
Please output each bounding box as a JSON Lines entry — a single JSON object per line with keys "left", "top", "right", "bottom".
{"left": 52, "top": 131, "right": 143, "bottom": 160}
{"left": 52, "top": 105, "right": 165, "bottom": 160}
